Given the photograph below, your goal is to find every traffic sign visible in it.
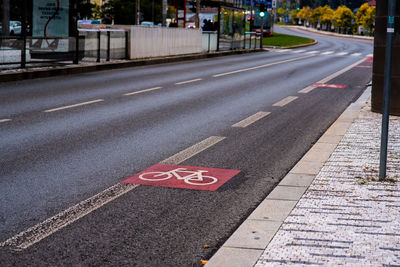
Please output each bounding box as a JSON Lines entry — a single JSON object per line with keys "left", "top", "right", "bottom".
{"left": 122, "top": 164, "right": 241, "bottom": 191}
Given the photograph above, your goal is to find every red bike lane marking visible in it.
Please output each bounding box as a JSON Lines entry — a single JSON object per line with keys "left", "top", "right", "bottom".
{"left": 312, "top": 83, "right": 347, "bottom": 89}
{"left": 121, "top": 163, "right": 241, "bottom": 191}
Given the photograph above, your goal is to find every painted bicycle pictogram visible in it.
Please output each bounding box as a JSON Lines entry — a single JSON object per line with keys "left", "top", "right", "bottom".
{"left": 139, "top": 167, "right": 218, "bottom": 186}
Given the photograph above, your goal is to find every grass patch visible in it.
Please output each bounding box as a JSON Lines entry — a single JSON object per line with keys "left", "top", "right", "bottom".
{"left": 263, "top": 32, "right": 314, "bottom": 47}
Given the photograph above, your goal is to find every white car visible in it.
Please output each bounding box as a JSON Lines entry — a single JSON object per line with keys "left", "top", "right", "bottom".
{"left": 9, "top": 21, "right": 22, "bottom": 35}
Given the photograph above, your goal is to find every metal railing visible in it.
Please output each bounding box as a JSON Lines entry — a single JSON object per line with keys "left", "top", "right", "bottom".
{"left": 0, "top": 29, "right": 129, "bottom": 70}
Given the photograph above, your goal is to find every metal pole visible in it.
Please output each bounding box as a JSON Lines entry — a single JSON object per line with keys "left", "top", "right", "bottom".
{"left": 379, "top": 0, "right": 397, "bottom": 180}
{"left": 125, "top": 31, "right": 129, "bottom": 59}
{"left": 196, "top": 0, "right": 200, "bottom": 29}
{"left": 73, "top": 0, "right": 79, "bottom": 64}
{"left": 21, "top": 1, "right": 28, "bottom": 68}
{"left": 107, "top": 31, "right": 110, "bottom": 61}
{"left": 162, "top": 0, "right": 167, "bottom": 26}
{"left": 136, "top": 0, "right": 141, "bottom": 25}
{"left": 208, "top": 32, "right": 211, "bottom": 52}
{"left": 260, "top": 22, "right": 263, "bottom": 49}
{"left": 217, "top": 6, "right": 221, "bottom": 51}
{"left": 97, "top": 30, "right": 101, "bottom": 62}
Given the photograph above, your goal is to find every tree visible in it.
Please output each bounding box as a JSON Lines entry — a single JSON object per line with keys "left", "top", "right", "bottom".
{"left": 310, "top": 6, "right": 324, "bottom": 24}
{"left": 333, "top": 5, "right": 354, "bottom": 29}
{"left": 297, "top": 6, "right": 312, "bottom": 23}
{"left": 320, "top": 5, "right": 334, "bottom": 25}
{"left": 355, "top": 2, "right": 375, "bottom": 32}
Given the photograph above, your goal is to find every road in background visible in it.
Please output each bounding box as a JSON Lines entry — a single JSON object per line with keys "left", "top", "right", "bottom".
{"left": 0, "top": 27, "right": 373, "bottom": 265}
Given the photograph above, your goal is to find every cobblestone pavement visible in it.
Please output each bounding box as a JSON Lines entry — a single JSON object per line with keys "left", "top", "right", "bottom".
{"left": 256, "top": 101, "right": 400, "bottom": 266}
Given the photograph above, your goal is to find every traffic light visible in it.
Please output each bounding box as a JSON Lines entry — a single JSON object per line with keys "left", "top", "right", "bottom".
{"left": 260, "top": 12, "right": 265, "bottom": 17}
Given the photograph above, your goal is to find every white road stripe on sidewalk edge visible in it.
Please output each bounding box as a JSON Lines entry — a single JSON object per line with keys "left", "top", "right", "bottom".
{"left": 44, "top": 99, "right": 104, "bottom": 113}
{"left": 273, "top": 96, "right": 298, "bottom": 107}
{"left": 0, "top": 119, "right": 11, "bottom": 123}
{"left": 0, "top": 136, "right": 225, "bottom": 251}
{"left": 232, "top": 112, "right": 271, "bottom": 128}
{"left": 175, "top": 78, "right": 203, "bottom": 85}
{"left": 298, "top": 57, "right": 369, "bottom": 94}
{"left": 124, "top": 87, "right": 162, "bottom": 96}
{"left": 213, "top": 55, "right": 314, "bottom": 78}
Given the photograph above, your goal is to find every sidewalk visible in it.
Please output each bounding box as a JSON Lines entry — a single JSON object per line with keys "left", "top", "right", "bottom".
{"left": 206, "top": 87, "right": 400, "bottom": 266}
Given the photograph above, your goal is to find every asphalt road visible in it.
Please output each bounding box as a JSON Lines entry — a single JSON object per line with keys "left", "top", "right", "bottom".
{"left": 0, "top": 27, "right": 373, "bottom": 266}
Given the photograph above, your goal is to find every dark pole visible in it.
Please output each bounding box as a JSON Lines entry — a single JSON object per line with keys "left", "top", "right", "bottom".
{"left": 73, "top": 0, "right": 79, "bottom": 64}
{"left": 21, "top": 0, "right": 28, "bottom": 68}
{"left": 379, "top": 0, "right": 397, "bottom": 180}
{"left": 217, "top": 6, "right": 221, "bottom": 51}
{"left": 97, "top": 30, "right": 101, "bottom": 62}
{"left": 2, "top": 0, "right": 10, "bottom": 36}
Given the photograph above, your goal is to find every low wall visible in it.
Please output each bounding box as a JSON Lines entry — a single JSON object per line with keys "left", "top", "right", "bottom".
{"left": 129, "top": 26, "right": 202, "bottom": 59}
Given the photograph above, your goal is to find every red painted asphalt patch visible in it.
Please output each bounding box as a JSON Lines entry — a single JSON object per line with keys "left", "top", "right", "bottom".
{"left": 121, "top": 164, "right": 241, "bottom": 191}
{"left": 365, "top": 57, "right": 373, "bottom": 63}
{"left": 312, "top": 83, "right": 347, "bottom": 89}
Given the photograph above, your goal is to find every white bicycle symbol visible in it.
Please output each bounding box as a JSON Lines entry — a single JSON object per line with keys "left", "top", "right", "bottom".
{"left": 139, "top": 168, "right": 218, "bottom": 186}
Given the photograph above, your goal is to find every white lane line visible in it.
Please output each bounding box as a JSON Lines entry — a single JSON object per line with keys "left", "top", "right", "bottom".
{"left": 0, "top": 119, "right": 12, "bottom": 123}
{"left": 213, "top": 55, "right": 314, "bottom": 78}
{"left": 298, "top": 57, "right": 368, "bottom": 94}
{"left": 232, "top": 112, "right": 271, "bottom": 128}
{"left": 124, "top": 86, "right": 162, "bottom": 96}
{"left": 0, "top": 135, "right": 225, "bottom": 251}
{"left": 321, "top": 51, "right": 334, "bottom": 55}
{"left": 336, "top": 52, "right": 348, "bottom": 56}
{"left": 275, "top": 49, "right": 287, "bottom": 53}
{"left": 367, "top": 54, "right": 373, "bottom": 57}
{"left": 175, "top": 78, "right": 203, "bottom": 85}
{"left": 351, "top": 53, "right": 362, "bottom": 57}
{"left": 273, "top": 96, "right": 298, "bottom": 107}
{"left": 0, "top": 183, "right": 139, "bottom": 251}
{"left": 44, "top": 99, "right": 104, "bottom": 113}
{"left": 292, "top": 49, "right": 306, "bottom": 53}
{"left": 162, "top": 136, "right": 226, "bottom": 164}
{"left": 306, "top": 50, "right": 319, "bottom": 54}
{"left": 298, "top": 85, "right": 316, "bottom": 94}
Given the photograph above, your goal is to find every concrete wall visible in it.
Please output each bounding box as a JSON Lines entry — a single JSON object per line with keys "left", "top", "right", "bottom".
{"left": 129, "top": 26, "right": 202, "bottom": 59}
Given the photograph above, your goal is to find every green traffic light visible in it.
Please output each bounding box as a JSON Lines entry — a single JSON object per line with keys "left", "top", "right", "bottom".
{"left": 260, "top": 11, "right": 265, "bottom": 17}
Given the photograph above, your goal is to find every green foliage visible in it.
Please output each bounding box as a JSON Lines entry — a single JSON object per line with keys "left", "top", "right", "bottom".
{"left": 297, "top": 6, "right": 312, "bottom": 22}
{"left": 320, "top": 5, "right": 334, "bottom": 25}
{"left": 263, "top": 32, "right": 314, "bottom": 47}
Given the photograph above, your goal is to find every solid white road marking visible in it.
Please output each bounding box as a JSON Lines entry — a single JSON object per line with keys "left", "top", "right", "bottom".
{"left": 298, "top": 57, "right": 369, "bottom": 94}
{"left": 0, "top": 136, "right": 225, "bottom": 250}
{"left": 273, "top": 96, "right": 298, "bottom": 107}
{"left": 44, "top": 99, "right": 104, "bottom": 113}
{"left": 351, "top": 53, "right": 362, "bottom": 57}
{"left": 0, "top": 183, "right": 140, "bottom": 251}
{"left": 124, "top": 87, "right": 162, "bottom": 96}
{"left": 336, "top": 52, "right": 348, "bottom": 56}
{"left": 0, "top": 119, "right": 11, "bottom": 123}
{"left": 213, "top": 55, "right": 314, "bottom": 78}
{"left": 162, "top": 136, "right": 226, "bottom": 165}
{"left": 367, "top": 54, "right": 373, "bottom": 57}
{"left": 306, "top": 50, "right": 319, "bottom": 54}
{"left": 321, "top": 51, "right": 334, "bottom": 55}
{"left": 232, "top": 112, "right": 271, "bottom": 128}
{"left": 175, "top": 78, "right": 203, "bottom": 85}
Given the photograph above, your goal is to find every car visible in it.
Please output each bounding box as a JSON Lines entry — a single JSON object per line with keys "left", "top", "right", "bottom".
{"left": 0, "top": 21, "right": 22, "bottom": 35}
{"left": 77, "top": 20, "right": 101, "bottom": 25}
{"left": 140, "top": 21, "right": 154, "bottom": 27}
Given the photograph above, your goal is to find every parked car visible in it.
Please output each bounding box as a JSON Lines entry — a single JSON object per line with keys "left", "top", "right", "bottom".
{"left": 0, "top": 21, "right": 22, "bottom": 35}
{"left": 77, "top": 20, "right": 101, "bottom": 25}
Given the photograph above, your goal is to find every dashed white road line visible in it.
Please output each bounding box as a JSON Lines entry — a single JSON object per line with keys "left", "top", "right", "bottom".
{"left": 298, "top": 57, "right": 369, "bottom": 94}
{"left": 162, "top": 136, "right": 225, "bottom": 164}
{"left": 232, "top": 112, "right": 271, "bottom": 128}
{"left": 366, "top": 54, "right": 373, "bottom": 57}
{"left": 124, "top": 86, "right": 162, "bottom": 96}
{"left": 175, "top": 78, "right": 203, "bottom": 85}
{"left": 0, "top": 135, "right": 225, "bottom": 251}
{"left": 44, "top": 99, "right": 104, "bottom": 113}
{"left": 213, "top": 55, "right": 314, "bottom": 78}
{"left": 321, "top": 51, "right": 334, "bottom": 55}
{"left": 273, "top": 96, "right": 298, "bottom": 107}
{"left": 336, "top": 52, "right": 348, "bottom": 56}
{"left": 292, "top": 49, "right": 306, "bottom": 54}
{"left": 351, "top": 53, "right": 362, "bottom": 57}
{"left": 0, "top": 118, "right": 11, "bottom": 123}
{"left": 306, "top": 50, "right": 319, "bottom": 54}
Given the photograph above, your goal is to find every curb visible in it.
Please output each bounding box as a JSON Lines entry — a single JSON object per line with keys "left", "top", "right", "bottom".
{"left": 281, "top": 25, "right": 374, "bottom": 41}
{"left": 0, "top": 49, "right": 264, "bottom": 83}
{"left": 205, "top": 86, "right": 371, "bottom": 267}
{"left": 263, "top": 39, "right": 318, "bottom": 50}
